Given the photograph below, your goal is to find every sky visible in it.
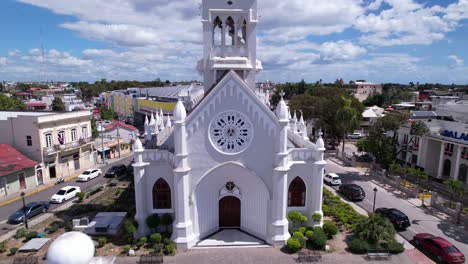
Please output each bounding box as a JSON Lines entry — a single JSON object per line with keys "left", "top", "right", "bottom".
{"left": 0, "top": 0, "right": 467, "bottom": 84}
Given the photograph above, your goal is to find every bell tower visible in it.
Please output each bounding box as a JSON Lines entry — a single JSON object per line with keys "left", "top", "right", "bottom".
{"left": 198, "top": 0, "right": 262, "bottom": 90}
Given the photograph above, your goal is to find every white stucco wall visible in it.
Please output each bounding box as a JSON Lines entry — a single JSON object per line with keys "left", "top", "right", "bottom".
{"left": 192, "top": 162, "right": 270, "bottom": 240}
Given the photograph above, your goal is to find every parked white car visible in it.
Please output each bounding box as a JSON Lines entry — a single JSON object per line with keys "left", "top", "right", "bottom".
{"left": 347, "top": 133, "right": 363, "bottom": 139}
{"left": 50, "top": 186, "right": 81, "bottom": 203}
{"left": 77, "top": 169, "right": 102, "bottom": 182}
{"left": 324, "top": 173, "right": 342, "bottom": 186}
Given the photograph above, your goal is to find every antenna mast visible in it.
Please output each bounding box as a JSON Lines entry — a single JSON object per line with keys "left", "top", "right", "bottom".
{"left": 40, "top": 29, "right": 48, "bottom": 83}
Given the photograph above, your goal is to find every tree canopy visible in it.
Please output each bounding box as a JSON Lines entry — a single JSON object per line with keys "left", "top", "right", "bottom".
{"left": 72, "top": 78, "right": 171, "bottom": 101}
{"left": 0, "top": 94, "right": 26, "bottom": 110}
{"left": 51, "top": 97, "right": 65, "bottom": 111}
{"left": 100, "top": 107, "right": 117, "bottom": 120}
{"left": 356, "top": 111, "right": 409, "bottom": 168}
{"left": 287, "top": 86, "right": 364, "bottom": 146}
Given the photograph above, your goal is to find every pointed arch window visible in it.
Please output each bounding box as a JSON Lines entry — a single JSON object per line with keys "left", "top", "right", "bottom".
{"left": 288, "top": 177, "right": 306, "bottom": 207}
{"left": 225, "top": 16, "right": 235, "bottom": 46}
{"left": 213, "top": 16, "right": 223, "bottom": 46}
{"left": 153, "top": 178, "right": 172, "bottom": 209}
{"left": 237, "top": 18, "right": 247, "bottom": 45}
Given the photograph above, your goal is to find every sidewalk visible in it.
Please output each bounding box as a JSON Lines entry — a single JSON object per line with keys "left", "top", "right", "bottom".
{"left": 0, "top": 153, "right": 133, "bottom": 207}
{"left": 324, "top": 184, "right": 434, "bottom": 264}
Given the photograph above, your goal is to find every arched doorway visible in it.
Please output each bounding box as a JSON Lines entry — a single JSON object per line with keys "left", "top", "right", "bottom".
{"left": 459, "top": 164, "right": 468, "bottom": 183}
{"left": 219, "top": 196, "right": 240, "bottom": 228}
{"left": 442, "top": 159, "right": 451, "bottom": 179}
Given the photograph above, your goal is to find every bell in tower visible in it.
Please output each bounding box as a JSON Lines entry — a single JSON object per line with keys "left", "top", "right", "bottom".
{"left": 197, "top": 0, "right": 263, "bottom": 91}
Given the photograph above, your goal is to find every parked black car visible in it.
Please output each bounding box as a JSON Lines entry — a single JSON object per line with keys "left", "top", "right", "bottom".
{"left": 338, "top": 184, "right": 366, "bottom": 201}
{"left": 375, "top": 207, "right": 411, "bottom": 230}
{"left": 105, "top": 164, "right": 127, "bottom": 178}
{"left": 8, "top": 201, "right": 50, "bottom": 224}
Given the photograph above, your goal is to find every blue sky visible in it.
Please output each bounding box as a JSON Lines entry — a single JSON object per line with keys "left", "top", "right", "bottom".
{"left": 0, "top": 0, "right": 467, "bottom": 84}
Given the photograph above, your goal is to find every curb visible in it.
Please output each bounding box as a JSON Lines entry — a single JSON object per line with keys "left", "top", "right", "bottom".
{"left": 324, "top": 185, "right": 435, "bottom": 264}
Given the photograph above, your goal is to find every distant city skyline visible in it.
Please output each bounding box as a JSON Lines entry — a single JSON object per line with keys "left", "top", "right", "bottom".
{"left": 0, "top": 0, "right": 467, "bottom": 84}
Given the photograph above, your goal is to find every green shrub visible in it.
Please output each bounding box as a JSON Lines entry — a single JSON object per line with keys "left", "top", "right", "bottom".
{"left": 287, "top": 237, "right": 303, "bottom": 253}
{"left": 165, "top": 244, "right": 175, "bottom": 255}
{"left": 160, "top": 214, "right": 174, "bottom": 226}
{"left": 97, "top": 237, "right": 107, "bottom": 248}
{"left": 292, "top": 231, "right": 304, "bottom": 239}
{"left": 298, "top": 227, "right": 306, "bottom": 235}
{"left": 150, "top": 233, "right": 162, "bottom": 244}
{"left": 24, "top": 231, "right": 38, "bottom": 241}
{"left": 322, "top": 221, "right": 338, "bottom": 238}
{"left": 163, "top": 237, "right": 174, "bottom": 246}
{"left": 51, "top": 221, "right": 65, "bottom": 228}
{"left": 14, "top": 228, "right": 27, "bottom": 239}
{"left": 9, "top": 247, "right": 18, "bottom": 256}
{"left": 322, "top": 204, "right": 331, "bottom": 216}
{"left": 122, "top": 245, "right": 131, "bottom": 254}
{"left": 45, "top": 224, "right": 59, "bottom": 234}
{"left": 384, "top": 240, "right": 405, "bottom": 254}
{"left": 353, "top": 214, "right": 395, "bottom": 244}
{"left": 136, "top": 237, "right": 147, "bottom": 248}
{"left": 123, "top": 219, "right": 137, "bottom": 235}
{"left": 347, "top": 238, "right": 373, "bottom": 254}
{"left": 312, "top": 212, "right": 322, "bottom": 223}
{"left": 0, "top": 240, "right": 7, "bottom": 253}
{"left": 146, "top": 214, "right": 160, "bottom": 230}
{"left": 305, "top": 230, "right": 314, "bottom": 239}
{"left": 153, "top": 243, "right": 165, "bottom": 254}
{"left": 288, "top": 211, "right": 307, "bottom": 227}
{"left": 322, "top": 188, "right": 367, "bottom": 229}
{"left": 308, "top": 229, "right": 327, "bottom": 249}
{"left": 76, "top": 192, "right": 86, "bottom": 202}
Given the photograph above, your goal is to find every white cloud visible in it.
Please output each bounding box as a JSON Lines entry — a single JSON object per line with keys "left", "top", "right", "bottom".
{"left": 0, "top": 57, "right": 7, "bottom": 66}
{"left": 448, "top": 55, "right": 464, "bottom": 68}
{"left": 356, "top": 1, "right": 453, "bottom": 46}
{"left": 7, "top": 49, "right": 21, "bottom": 57}
{"left": 320, "top": 41, "right": 366, "bottom": 61}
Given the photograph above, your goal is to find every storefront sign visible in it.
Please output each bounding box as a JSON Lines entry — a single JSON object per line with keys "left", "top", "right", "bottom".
{"left": 442, "top": 130, "right": 468, "bottom": 141}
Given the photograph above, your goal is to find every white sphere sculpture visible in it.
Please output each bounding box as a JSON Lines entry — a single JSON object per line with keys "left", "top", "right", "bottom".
{"left": 47, "top": 231, "right": 95, "bottom": 264}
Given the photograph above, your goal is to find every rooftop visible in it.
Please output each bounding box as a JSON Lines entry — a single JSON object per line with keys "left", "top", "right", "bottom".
{"left": 0, "top": 144, "right": 38, "bottom": 177}
{"left": 137, "top": 85, "right": 205, "bottom": 100}
{"left": 104, "top": 121, "right": 138, "bottom": 132}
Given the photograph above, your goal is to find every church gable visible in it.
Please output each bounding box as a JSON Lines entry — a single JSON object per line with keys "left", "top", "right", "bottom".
{"left": 186, "top": 70, "right": 277, "bottom": 139}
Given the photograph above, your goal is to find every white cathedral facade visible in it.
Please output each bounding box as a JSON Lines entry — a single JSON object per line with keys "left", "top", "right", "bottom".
{"left": 132, "top": 0, "right": 325, "bottom": 249}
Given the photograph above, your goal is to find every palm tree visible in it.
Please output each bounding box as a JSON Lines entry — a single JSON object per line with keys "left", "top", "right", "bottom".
{"left": 354, "top": 214, "right": 396, "bottom": 245}
{"left": 445, "top": 180, "right": 465, "bottom": 208}
{"left": 336, "top": 97, "right": 360, "bottom": 156}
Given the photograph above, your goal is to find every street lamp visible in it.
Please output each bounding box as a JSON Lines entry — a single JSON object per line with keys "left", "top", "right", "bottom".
{"left": 372, "top": 187, "right": 378, "bottom": 213}
{"left": 20, "top": 191, "right": 29, "bottom": 229}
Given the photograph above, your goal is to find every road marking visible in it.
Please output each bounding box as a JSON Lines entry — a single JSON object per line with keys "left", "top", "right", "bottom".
{"left": 0, "top": 220, "right": 7, "bottom": 224}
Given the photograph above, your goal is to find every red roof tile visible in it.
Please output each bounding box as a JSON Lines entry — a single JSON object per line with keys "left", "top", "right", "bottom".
{"left": 104, "top": 121, "right": 138, "bottom": 132}
{"left": 0, "top": 144, "right": 38, "bottom": 177}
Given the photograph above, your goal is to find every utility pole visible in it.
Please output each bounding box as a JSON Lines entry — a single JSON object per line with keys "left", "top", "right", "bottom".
{"left": 117, "top": 120, "right": 121, "bottom": 159}
{"left": 100, "top": 121, "right": 106, "bottom": 164}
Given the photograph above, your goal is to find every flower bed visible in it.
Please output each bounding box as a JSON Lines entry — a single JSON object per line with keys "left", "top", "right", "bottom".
{"left": 322, "top": 188, "right": 366, "bottom": 230}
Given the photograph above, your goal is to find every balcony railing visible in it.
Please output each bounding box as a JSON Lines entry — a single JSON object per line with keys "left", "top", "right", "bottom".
{"left": 43, "top": 137, "right": 93, "bottom": 156}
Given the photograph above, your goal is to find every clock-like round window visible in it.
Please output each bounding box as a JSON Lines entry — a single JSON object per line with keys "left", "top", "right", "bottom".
{"left": 209, "top": 111, "right": 253, "bottom": 154}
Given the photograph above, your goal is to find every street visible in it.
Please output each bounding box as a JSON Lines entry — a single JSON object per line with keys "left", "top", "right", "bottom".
{"left": 0, "top": 156, "right": 133, "bottom": 236}
{"left": 325, "top": 158, "right": 468, "bottom": 257}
